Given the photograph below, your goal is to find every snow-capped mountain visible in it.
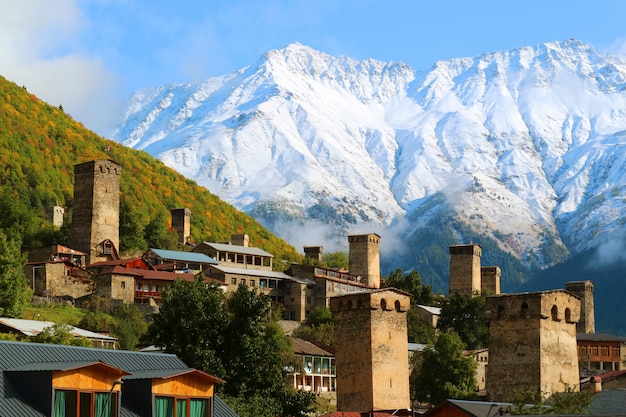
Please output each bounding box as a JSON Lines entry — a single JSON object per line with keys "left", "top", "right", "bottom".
{"left": 112, "top": 39, "right": 626, "bottom": 283}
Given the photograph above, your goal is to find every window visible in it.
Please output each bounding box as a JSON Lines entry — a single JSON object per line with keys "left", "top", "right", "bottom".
{"left": 121, "top": 281, "right": 126, "bottom": 289}
{"left": 155, "top": 396, "right": 209, "bottom": 417}
{"left": 249, "top": 280, "right": 255, "bottom": 287}
{"left": 241, "top": 279, "right": 246, "bottom": 286}
{"left": 54, "top": 389, "right": 118, "bottom": 417}
{"left": 231, "top": 278, "right": 237, "bottom": 285}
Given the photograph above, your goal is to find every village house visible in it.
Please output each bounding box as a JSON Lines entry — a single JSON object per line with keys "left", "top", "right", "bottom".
{"left": 143, "top": 248, "right": 218, "bottom": 274}
{"left": 25, "top": 244, "right": 92, "bottom": 300}
{"left": 0, "top": 317, "right": 117, "bottom": 349}
{"left": 0, "top": 340, "right": 237, "bottom": 417}
{"left": 289, "top": 337, "right": 336, "bottom": 395}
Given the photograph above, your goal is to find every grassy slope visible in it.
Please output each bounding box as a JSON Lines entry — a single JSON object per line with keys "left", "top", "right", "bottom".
{"left": 0, "top": 76, "right": 301, "bottom": 263}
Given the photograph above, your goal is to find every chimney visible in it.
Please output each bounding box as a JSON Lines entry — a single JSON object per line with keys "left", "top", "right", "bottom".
{"left": 304, "top": 246, "right": 323, "bottom": 262}
{"left": 231, "top": 234, "right": 249, "bottom": 247}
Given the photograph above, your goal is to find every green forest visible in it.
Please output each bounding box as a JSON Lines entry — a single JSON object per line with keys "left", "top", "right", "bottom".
{"left": 0, "top": 75, "right": 301, "bottom": 265}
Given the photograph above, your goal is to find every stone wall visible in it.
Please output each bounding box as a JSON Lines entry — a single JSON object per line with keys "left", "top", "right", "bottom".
{"left": 486, "top": 290, "right": 580, "bottom": 401}
{"left": 566, "top": 280, "right": 595, "bottom": 334}
{"left": 70, "top": 160, "right": 121, "bottom": 264}
{"left": 330, "top": 289, "right": 410, "bottom": 412}
{"left": 348, "top": 234, "right": 380, "bottom": 288}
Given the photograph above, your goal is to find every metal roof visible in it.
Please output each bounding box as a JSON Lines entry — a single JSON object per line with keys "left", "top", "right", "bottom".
{"left": 199, "top": 242, "right": 273, "bottom": 257}
{"left": 210, "top": 265, "right": 293, "bottom": 279}
{"left": 0, "top": 340, "right": 238, "bottom": 417}
{"left": 417, "top": 304, "right": 442, "bottom": 315}
{"left": 0, "top": 317, "right": 117, "bottom": 341}
{"left": 147, "top": 248, "right": 218, "bottom": 264}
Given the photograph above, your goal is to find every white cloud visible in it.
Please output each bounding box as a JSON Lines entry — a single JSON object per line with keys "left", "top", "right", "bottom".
{"left": 0, "top": 0, "right": 120, "bottom": 136}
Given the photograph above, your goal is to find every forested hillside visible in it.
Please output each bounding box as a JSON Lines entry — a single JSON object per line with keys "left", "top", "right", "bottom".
{"left": 0, "top": 76, "right": 301, "bottom": 265}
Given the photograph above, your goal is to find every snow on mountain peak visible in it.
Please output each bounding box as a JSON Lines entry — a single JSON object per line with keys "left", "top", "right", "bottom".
{"left": 112, "top": 40, "right": 626, "bottom": 272}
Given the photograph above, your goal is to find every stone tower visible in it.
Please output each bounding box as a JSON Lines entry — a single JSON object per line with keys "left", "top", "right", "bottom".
{"left": 170, "top": 208, "right": 191, "bottom": 245}
{"left": 348, "top": 233, "right": 380, "bottom": 288}
{"left": 481, "top": 266, "right": 501, "bottom": 295}
{"left": 486, "top": 290, "right": 580, "bottom": 402}
{"left": 303, "top": 246, "right": 323, "bottom": 263}
{"left": 69, "top": 159, "right": 121, "bottom": 264}
{"left": 449, "top": 244, "right": 482, "bottom": 296}
{"left": 566, "top": 280, "right": 595, "bottom": 334}
{"left": 330, "top": 288, "right": 411, "bottom": 412}
{"left": 46, "top": 204, "right": 64, "bottom": 228}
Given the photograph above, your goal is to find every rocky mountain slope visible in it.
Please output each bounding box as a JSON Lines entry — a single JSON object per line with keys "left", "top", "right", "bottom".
{"left": 112, "top": 39, "right": 626, "bottom": 293}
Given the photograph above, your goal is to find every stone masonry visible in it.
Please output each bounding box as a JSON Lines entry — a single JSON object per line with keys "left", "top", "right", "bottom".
{"left": 330, "top": 288, "right": 411, "bottom": 412}
{"left": 485, "top": 290, "right": 581, "bottom": 401}
{"left": 348, "top": 233, "right": 380, "bottom": 288}
{"left": 69, "top": 159, "right": 121, "bottom": 264}
{"left": 566, "top": 280, "right": 595, "bottom": 334}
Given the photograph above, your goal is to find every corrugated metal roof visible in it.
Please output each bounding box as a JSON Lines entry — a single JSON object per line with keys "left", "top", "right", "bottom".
{"left": 9, "top": 360, "right": 100, "bottom": 372}
{"left": 0, "top": 318, "right": 117, "bottom": 341}
{"left": 147, "top": 248, "right": 218, "bottom": 264}
{"left": 199, "top": 242, "right": 273, "bottom": 257}
{"left": 417, "top": 304, "right": 441, "bottom": 315}
{"left": 0, "top": 340, "right": 194, "bottom": 417}
{"left": 210, "top": 265, "right": 293, "bottom": 279}
{"left": 213, "top": 395, "right": 241, "bottom": 417}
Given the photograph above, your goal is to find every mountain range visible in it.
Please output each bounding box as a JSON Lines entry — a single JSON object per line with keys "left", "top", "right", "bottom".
{"left": 111, "top": 39, "right": 626, "bottom": 307}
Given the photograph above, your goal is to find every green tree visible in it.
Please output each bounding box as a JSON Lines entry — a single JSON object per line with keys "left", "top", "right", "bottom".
{"left": 150, "top": 280, "right": 316, "bottom": 417}
{"left": 111, "top": 303, "right": 148, "bottom": 350}
{"left": 119, "top": 198, "right": 147, "bottom": 254}
{"left": 143, "top": 211, "right": 179, "bottom": 250}
{"left": 507, "top": 385, "right": 593, "bottom": 415}
{"left": 322, "top": 251, "right": 348, "bottom": 269}
{"left": 0, "top": 230, "right": 30, "bottom": 317}
{"left": 437, "top": 291, "right": 489, "bottom": 349}
{"left": 406, "top": 308, "right": 436, "bottom": 344}
{"left": 384, "top": 269, "right": 433, "bottom": 306}
{"left": 31, "top": 323, "right": 93, "bottom": 347}
{"left": 292, "top": 306, "right": 335, "bottom": 352}
{"left": 150, "top": 277, "right": 227, "bottom": 376}
{"left": 411, "top": 331, "right": 477, "bottom": 406}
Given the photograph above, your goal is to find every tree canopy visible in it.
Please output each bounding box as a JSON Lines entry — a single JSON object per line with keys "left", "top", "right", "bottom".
{"left": 150, "top": 278, "right": 315, "bottom": 417}
{"left": 437, "top": 291, "right": 489, "bottom": 350}
{"left": 410, "top": 331, "right": 477, "bottom": 406}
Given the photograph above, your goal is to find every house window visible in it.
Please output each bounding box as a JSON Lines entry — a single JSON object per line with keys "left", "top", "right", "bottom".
{"left": 121, "top": 281, "right": 126, "bottom": 289}
{"left": 155, "top": 396, "right": 209, "bottom": 417}
{"left": 249, "top": 280, "right": 255, "bottom": 287}
{"left": 241, "top": 279, "right": 246, "bottom": 286}
{"left": 54, "top": 389, "right": 118, "bottom": 417}
{"left": 231, "top": 278, "right": 237, "bottom": 285}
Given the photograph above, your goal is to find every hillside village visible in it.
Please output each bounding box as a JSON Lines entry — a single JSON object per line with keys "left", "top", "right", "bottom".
{"left": 3, "top": 157, "right": 626, "bottom": 417}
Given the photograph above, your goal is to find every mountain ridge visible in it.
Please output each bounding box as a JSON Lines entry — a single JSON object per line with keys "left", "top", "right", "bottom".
{"left": 111, "top": 39, "right": 626, "bottom": 290}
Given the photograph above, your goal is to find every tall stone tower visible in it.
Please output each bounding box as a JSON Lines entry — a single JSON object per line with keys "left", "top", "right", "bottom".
{"left": 348, "top": 233, "right": 380, "bottom": 288}
{"left": 69, "top": 160, "right": 121, "bottom": 264}
{"left": 486, "top": 290, "right": 580, "bottom": 402}
{"left": 481, "top": 266, "right": 501, "bottom": 295}
{"left": 566, "top": 280, "right": 595, "bottom": 334}
{"left": 170, "top": 208, "right": 191, "bottom": 245}
{"left": 330, "top": 288, "right": 411, "bottom": 412}
{"left": 449, "top": 244, "right": 482, "bottom": 296}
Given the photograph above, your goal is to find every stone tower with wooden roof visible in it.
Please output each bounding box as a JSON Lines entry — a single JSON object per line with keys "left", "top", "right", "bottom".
{"left": 69, "top": 159, "right": 121, "bottom": 264}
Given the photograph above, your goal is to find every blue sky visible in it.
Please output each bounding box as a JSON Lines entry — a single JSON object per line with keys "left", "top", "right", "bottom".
{"left": 2, "top": 0, "right": 626, "bottom": 135}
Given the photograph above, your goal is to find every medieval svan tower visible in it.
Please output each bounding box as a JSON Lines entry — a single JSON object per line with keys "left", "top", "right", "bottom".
{"left": 485, "top": 290, "right": 581, "bottom": 401}
{"left": 69, "top": 159, "right": 121, "bottom": 264}
{"left": 330, "top": 288, "right": 411, "bottom": 413}
{"left": 348, "top": 233, "right": 381, "bottom": 288}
